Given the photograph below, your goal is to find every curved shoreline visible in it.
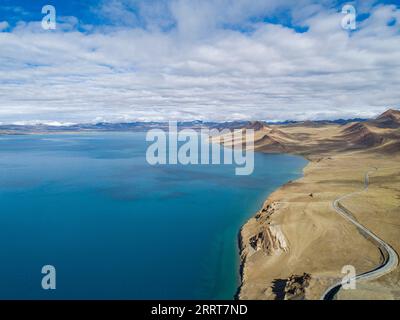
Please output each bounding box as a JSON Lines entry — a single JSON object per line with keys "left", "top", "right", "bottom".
{"left": 235, "top": 153, "right": 311, "bottom": 299}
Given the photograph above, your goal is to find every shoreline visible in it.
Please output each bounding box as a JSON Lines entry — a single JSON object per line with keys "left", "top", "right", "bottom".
{"left": 235, "top": 154, "right": 311, "bottom": 300}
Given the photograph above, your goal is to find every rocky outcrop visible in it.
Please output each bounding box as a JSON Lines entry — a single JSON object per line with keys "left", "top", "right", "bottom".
{"left": 283, "top": 273, "right": 311, "bottom": 300}
{"left": 249, "top": 225, "right": 289, "bottom": 255}
{"left": 237, "top": 200, "right": 290, "bottom": 299}
{"left": 240, "top": 201, "right": 289, "bottom": 259}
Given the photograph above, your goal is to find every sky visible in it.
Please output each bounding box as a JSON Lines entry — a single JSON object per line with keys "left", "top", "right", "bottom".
{"left": 0, "top": 0, "right": 399, "bottom": 124}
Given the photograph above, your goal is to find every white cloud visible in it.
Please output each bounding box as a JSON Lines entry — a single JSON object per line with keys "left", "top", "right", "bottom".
{"left": 0, "top": 21, "right": 9, "bottom": 31}
{"left": 11, "top": 120, "right": 76, "bottom": 126}
{"left": 0, "top": 2, "right": 399, "bottom": 123}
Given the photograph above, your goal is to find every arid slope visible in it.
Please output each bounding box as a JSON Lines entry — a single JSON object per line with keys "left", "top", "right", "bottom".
{"left": 238, "top": 109, "right": 400, "bottom": 300}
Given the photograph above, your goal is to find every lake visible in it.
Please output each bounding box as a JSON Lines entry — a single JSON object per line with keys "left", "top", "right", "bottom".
{"left": 0, "top": 132, "right": 307, "bottom": 299}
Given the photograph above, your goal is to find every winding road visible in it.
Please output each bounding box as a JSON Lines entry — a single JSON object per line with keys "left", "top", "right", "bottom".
{"left": 321, "top": 169, "right": 399, "bottom": 300}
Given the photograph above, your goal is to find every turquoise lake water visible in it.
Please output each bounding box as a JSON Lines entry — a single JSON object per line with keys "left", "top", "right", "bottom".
{"left": 0, "top": 132, "right": 307, "bottom": 299}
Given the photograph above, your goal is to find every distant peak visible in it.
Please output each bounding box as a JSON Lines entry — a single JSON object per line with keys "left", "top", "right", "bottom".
{"left": 245, "top": 121, "right": 267, "bottom": 131}
{"left": 372, "top": 108, "right": 400, "bottom": 129}
{"left": 377, "top": 108, "right": 400, "bottom": 119}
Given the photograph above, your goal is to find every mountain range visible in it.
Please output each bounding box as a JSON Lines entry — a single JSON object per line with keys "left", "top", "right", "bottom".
{"left": 0, "top": 118, "right": 369, "bottom": 135}
{"left": 242, "top": 109, "right": 400, "bottom": 156}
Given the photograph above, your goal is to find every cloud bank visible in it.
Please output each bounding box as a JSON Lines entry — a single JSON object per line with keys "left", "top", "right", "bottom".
{"left": 0, "top": 0, "right": 399, "bottom": 123}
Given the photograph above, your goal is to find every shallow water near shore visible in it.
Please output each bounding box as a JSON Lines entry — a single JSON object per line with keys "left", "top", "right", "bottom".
{"left": 0, "top": 132, "right": 307, "bottom": 299}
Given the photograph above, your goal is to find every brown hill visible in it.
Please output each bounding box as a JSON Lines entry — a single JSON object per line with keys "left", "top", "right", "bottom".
{"left": 253, "top": 133, "right": 288, "bottom": 152}
{"left": 251, "top": 123, "right": 298, "bottom": 151}
{"left": 245, "top": 121, "right": 268, "bottom": 131}
{"left": 373, "top": 140, "right": 400, "bottom": 154}
{"left": 341, "top": 122, "right": 385, "bottom": 147}
{"left": 373, "top": 109, "right": 400, "bottom": 128}
{"left": 233, "top": 108, "right": 399, "bottom": 155}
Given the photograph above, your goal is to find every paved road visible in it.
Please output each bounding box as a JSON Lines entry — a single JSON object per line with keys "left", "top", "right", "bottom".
{"left": 321, "top": 170, "right": 398, "bottom": 300}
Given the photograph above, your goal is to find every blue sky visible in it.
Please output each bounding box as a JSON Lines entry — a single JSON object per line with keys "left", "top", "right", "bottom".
{"left": 0, "top": 0, "right": 399, "bottom": 123}
{"left": 1, "top": 0, "right": 398, "bottom": 28}
{"left": 0, "top": 1, "right": 98, "bottom": 25}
